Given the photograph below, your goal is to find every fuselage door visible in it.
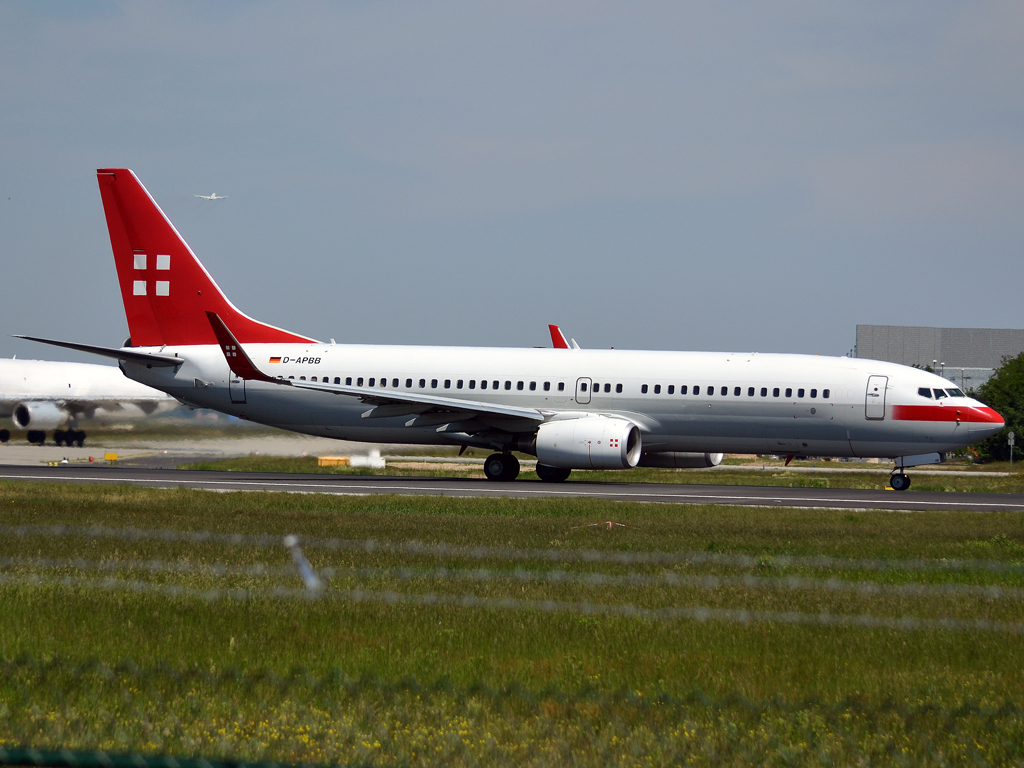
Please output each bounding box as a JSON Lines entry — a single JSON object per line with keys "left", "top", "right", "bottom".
{"left": 229, "top": 375, "right": 247, "bottom": 404}
{"left": 575, "top": 377, "right": 592, "bottom": 405}
{"left": 865, "top": 375, "right": 887, "bottom": 420}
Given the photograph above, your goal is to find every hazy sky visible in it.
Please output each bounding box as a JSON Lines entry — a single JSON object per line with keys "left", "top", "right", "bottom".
{"left": 1, "top": 1, "right": 1022, "bottom": 363}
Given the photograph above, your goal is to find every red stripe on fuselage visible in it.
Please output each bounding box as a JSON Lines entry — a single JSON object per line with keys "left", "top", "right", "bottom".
{"left": 892, "top": 404, "right": 1003, "bottom": 424}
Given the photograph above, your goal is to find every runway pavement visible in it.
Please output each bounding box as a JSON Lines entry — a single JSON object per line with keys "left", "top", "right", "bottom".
{"left": 0, "top": 463, "right": 1022, "bottom": 512}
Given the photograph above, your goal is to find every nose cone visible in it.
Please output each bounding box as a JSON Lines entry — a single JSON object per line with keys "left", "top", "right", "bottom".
{"left": 969, "top": 405, "right": 1005, "bottom": 439}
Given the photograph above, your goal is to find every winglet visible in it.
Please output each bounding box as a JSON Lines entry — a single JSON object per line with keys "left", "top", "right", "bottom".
{"left": 206, "top": 311, "right": 279, "bottom": 383}
{"left": 548, "top": 324, "right": 570, "bottom": 349}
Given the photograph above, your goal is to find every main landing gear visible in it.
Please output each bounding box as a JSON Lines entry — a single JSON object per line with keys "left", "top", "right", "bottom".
{"left": 536, "top": 464, "right": 571, "bottom": 483}
{"left": 54, "top": 429, "right": 86, "bottom": 447}
{"left": 483, "top": 453, "right": 520, "bottom": 482}
{"left": 890, "top": 472, "right": 911, "bottom": 492}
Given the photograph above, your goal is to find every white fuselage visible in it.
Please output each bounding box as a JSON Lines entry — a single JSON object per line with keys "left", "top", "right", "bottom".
{"left": 0, "top": 358, "right": 178, "bottom": 428}
{"left": 121, "top": 343, "right": 1003, "bottom": 459}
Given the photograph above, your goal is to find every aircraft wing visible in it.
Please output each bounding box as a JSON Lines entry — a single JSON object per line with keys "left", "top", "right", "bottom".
{"left": 206, "top": 312, "right": 544, "bottom": 424}
{"left": 13, "top": 335, "right": 185, "bottom": 367}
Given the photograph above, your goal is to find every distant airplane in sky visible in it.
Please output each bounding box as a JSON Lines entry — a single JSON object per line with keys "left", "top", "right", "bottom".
{"left": 0, "top": 358, "right": 178, "bottom": 446}
{"left": 194, "top": 193, "right": 227, "bottom": 200}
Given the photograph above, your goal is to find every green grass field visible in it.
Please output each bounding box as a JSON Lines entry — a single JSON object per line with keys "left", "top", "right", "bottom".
{"left": 1, "top": 481, "right": 1023, "bottom": 766}
{"left": 178, "top": 454, "right": 1024, "bottom": 493}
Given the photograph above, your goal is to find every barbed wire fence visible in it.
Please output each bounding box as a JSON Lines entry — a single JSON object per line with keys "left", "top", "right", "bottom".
{"left": 0, "top": 523, "right": 1022, "bottom": 633}
{"left": 2, "top": 523, "right": 1024, "bottom": 765}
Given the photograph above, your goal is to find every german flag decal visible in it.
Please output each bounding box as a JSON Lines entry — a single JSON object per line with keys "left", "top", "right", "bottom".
{"left": 269, "top": 357, "right": 282, "bottom": 363}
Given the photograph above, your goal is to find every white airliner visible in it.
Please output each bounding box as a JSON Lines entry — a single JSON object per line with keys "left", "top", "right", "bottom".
{"left": 19, "top": 169, "right": 1005, "bottom": 489}
{"left": 0, "top": 358, "right": 178, "bottom": 446}
{"left": 194, "top": 193, "right": 227, "bottom": 200}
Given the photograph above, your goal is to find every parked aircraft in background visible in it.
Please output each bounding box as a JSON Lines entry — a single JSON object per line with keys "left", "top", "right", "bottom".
{"left": 0, "top": 358, "right": 178, "bottom": 446}
{"left": 19, "top": 169, "right": 1006, "bottom": 488}
{"left": 194, "top": 193, "right": 227, "bottom": 200}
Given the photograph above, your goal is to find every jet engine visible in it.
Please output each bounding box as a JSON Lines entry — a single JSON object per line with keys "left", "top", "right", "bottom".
{"left": 534, "top": 416, "right": 642, "bottom": 469}
{"left": 12, "top": 402, "right": 65, "bottom": 430}
{"left": 639, "top": 451, "right": 724, "bottom": 469}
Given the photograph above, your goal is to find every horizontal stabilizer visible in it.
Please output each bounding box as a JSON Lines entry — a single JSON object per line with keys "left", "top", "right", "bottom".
{"left": 13, "top": 335, "right": 184, "bottom": 367}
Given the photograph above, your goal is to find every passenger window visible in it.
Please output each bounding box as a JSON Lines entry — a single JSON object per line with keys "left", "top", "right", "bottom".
{"left": 544, "top": 382, "right": 551, "bottom": 391}
{"left": 288, "top": 376, "right": 294, "bottom": 380}
{"left": 300, "top": 376, "right": 306, "bottom": 381}
{"left": 810, "top": 389, "right": 817, "bottom": 398}
{"left": 642, "top": 384, "right": 649, "bottom": 394}
{"left": 604, "top": 383, "right": 611, "bottom": 393}
{"left": 529, "top": 382, "right": 536, "bottom": 391}
{"left": 933, "top": 388, "right": 947, "bottom": 399}
{"left": 668, "top": 385, "right": 675, "bottom": 394}
{"left": 457, "top": 380, "right": 463, "bottom": 389}
{"left": 381, "top": 378, "right": 387, "bottom": 387}
{"left": 823, "top": 389, "right": 830, "bottom": 398}
{"left": 581, "top": 383, "right": 588, "bottom": 392}
{"left": 505, "top": 381, "right": 512, "bottom": 390}
{"left": 761, "top": 387, "right": 767, "bottom": 397}
{"left": 694, "top": 385, "right": 700, "bottom": 395}
{"left": 517, "top": 381, "right": 524, "bottom": 390}
{"left": 481, "top": 380, "right": 488, "bottom": 389}
{"left": 311, "top": 377, "right": 317, "bottom": 382}
{"left": 469, "top": 380, "right": 476, "bottom": 389}
{"left": 406, "top": 378, "right": 413, "bottom": 388}
{"left": 419, "top": 378, "right": 426, "bottom": 388}
{"left": 593, "top": 382, "right": 599, "bottom": 392}
{"left": 346, "top": 377, "right": 352, "bottom": 385}
{"left": 431, "top": 379, "right": 437, "bottom": 388}
{"left": 773, "top": 388, "right": 780, "bottom": 397}
{"left": 797, "top": 388, "right": 804, "bottom": 398}
{"left": 368, "top": 378, "right": 375, "bottom": 387}
{"left": 392, "top": 378, "right": 399, "bottom": 387}
{"left": 493, "top": 381, "right": 499, "bottom": 389}
{"left": 654, "top": 384, "right": 661, "bottom": 394}
{"left": 918, "top": 387, "right": 932, "bottom": 398}
{"left": 445, "top": 379, "right": 451, "bottom": 388}
{"left": 558, "top": 382, "right": 565, "bottom": 391}
{"left": 731, "top": 386, "right": 738, "bottom": 396}
{"left": 748, "top": 387, "right": 754, "bottom": 396}
{"left": 616, "top": 383, "right": 623, "bottom": 393}
{"left": 357, "top": 377, "right": 364, "bottom": 386}
{"left": 680, "top": 385, "right": 687, "bottom": 395}
{"left": 785, "top": 388, "right": 792, "bottom": 398}
{"left": 334, "top": 377, "right": 340, "bottom": 385}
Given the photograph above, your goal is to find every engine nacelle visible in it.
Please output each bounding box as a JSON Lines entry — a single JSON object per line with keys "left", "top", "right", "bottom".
{"left": 638, "top": 451, "right": 724, "bottom": 469}
{"left": 534, "top": 416, "right": 642, "bottom": 469}
{"left": 13, "top": 401, "right": 65, "bottom": 430}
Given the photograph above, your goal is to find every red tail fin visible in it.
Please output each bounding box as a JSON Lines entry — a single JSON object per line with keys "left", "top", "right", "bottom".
{"left": 97, "top": 169, "right": 315, "bottom": 347}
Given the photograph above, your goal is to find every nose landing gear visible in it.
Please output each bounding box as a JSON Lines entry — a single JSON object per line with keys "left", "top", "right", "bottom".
{"left": 890, "top": 472, "right": 911, "bottom": 491}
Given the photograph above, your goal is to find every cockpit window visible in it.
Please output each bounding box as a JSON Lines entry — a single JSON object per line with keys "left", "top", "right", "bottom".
{"left": 918, "top": 387, "right": 933, "bottom": 398}
{"left": 948, "top": 388, "right": 966, "bottom": 397}
{"left": 933, "top": 388, "right": 948, "bottom": 399}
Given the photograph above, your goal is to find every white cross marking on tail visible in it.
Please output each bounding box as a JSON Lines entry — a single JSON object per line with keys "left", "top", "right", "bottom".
{"left": 155, "top": 281, "right": 169, "bottom": 296}
{"left": 133, "top": 280, "right": 146, "bottom": 296}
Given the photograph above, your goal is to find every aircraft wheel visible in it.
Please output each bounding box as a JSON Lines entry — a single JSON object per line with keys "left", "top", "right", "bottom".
{"left": 536, "top": 464, "right": 571, "bottom": 483}
{"left": 27, "top": 430, "right": 46, "bottom": 445}
{"left": 73, "top": 430, "right": 85, "bottom": 447}
{"left": 890, "top": 473, "right": 911, "bottom": 491}
{"left": 53, "top": 430, "right": 65, "bottom": 446}
{"left": 0, "top": 429, "right": 9, "bottom": 444}
{"left": 484, "top": 452, "right": 520, "bottom": 481}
